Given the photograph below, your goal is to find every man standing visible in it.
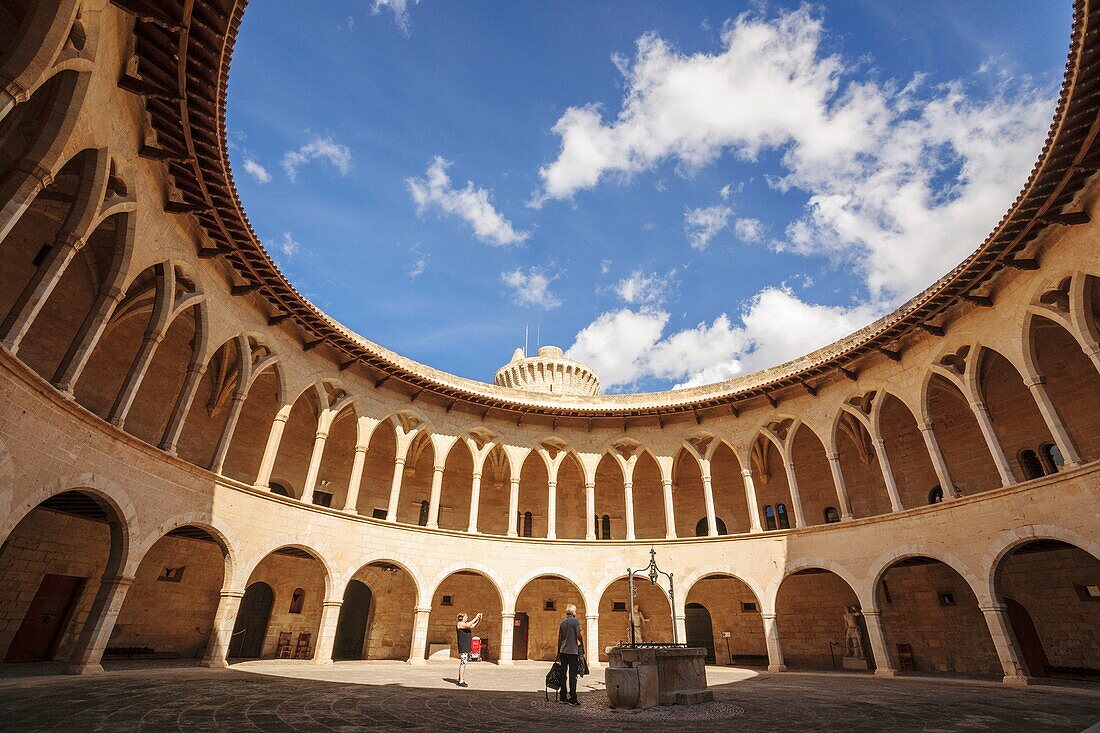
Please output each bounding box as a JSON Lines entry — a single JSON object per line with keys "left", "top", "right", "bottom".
{"left": 557, "top": 604, "right": 583, "bottom": 706}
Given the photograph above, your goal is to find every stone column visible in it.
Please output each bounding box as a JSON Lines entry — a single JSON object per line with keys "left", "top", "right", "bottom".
{"left": 741, "top": 469, "right": 763, "bottom": 533}
{"left": 981, "top": 603, "right": 1030, "bottom": 685}
{"left": 781, "top": 460, "right": 807, "bottom": 528}
{"left": 969, "top": 401, "right": 1016, "bottom": 487}
{"left": 107, "top": 332, "right": 164, "bottom": 427}
{"left": 0, "top": 233, "right": 81, "bottom": 352}
{"left": 919, "top": 421, "right": 959, "bottom": 499}
{"left": 407, "top": 607, "right": 432, "bottom": 665}
{"left": 499, "top": 613, "right": 515, "bottom": 665}
{"left": 66, "top": 575, "right": 134, "bottom": 674}
{"left": 254, "top": 410, "right": 290, "bottom": 489}
{"left": 159, "top": 365, "right": 205, "bottom": 454}
{"left": 824, "top": 453, "right": 855, "bottom": 520}
{"left": 467, "top": 471, "right": 482, "bottom": 533}
{"left": 507, "top": 477, "right": 521, "bottom": 537}
{"left": 622, "top": 481, "right": 636, "bottom": 540}
{"left": 343, "top": 445, "right": 368, "bottom": 513}
{"left": 1023, "top": 375, "right": 1083, "bottom": 466}
{"left": 0, "top": 159, "right": 52, "bottom": 244}
{"left": 661, "top": 479, "right": 677, "bottom": 539}
{"left": 761, "top": 613, "right": 786, "bottom": 672}
{"left": 585, "top": 481, "right": 596, "bottom": 540}
{"left": 426, "top": 462, "right": 446, "bottom": 528}
{"left": 861, "top": 610, "right": 896, "bottom": 677}
{"left": 52, "top": 287, "right": 125, "bottom": 395}
{"left": 585, "top": 614, "right": 601, "bottom": 669}
{"left": 674, "top": 614, "right": 687, "bottom": 645}
{"left": 202, "top": 589, "right": 244, "bottom": 667}
{"left": 701, "top": 473, "right": 718, "bottom": 537}
{"left": 386, "top": 457, "right": 407, "bottom": 522}
{"left": 300, "top": 430, "right": 329, "bottom": 506}
{"left": 312, "top": 600, "right": 343, "bottom": 665}
{"left": 546, "top": 480, "right": 557, "bottom": 539}
{"left": 870, "top": 439, "right": 904, "bottom": 512}
{"left": 209, "top": 394, "right": 247, "bottom": 475}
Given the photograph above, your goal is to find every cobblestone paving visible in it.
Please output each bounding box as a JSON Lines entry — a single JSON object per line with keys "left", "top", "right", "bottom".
{"left": 0, "top": 661, "right": 1097, "bottom": 732}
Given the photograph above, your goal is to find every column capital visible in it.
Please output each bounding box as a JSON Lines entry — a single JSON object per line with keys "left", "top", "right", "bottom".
{"left": 472, "top": 471, "right": 482, "bottom": 480}
{"left": 979, "top": 603, "right": 1008, "bottom": 613}
{"left": 433, "top": 463, "right": 445, "bottom": 474}
{"left": 860, "top": 609, "right": 883, "bottom": 619}
{"left": 969, "top": 400, "right": 988, "bottom": 412}
{"left": 501, "top": 612, "right": 516, "bottom": 620}
{"left": 394, "top": 457, "right": 406, "bottom": 466}
{"left": 102, "top": 575, "right": 136, "bottom": 587}
{"left": 273, "top": 412, "right": 290, "bottom": 424}
{"left": 54, "top": 231, "right": 86, "bottom": 252}
{"left": 314, "top": 430, "right": 329, "bottom": 441}
{"left": 740, "top": 468, "right": 753, "bottom": 478}
{"left": 661, "top": 478, "right": 672, "bottom": 486}
{"left": 871, "top": 437, "right": 887, "bottom": 449}
{"left": 354, "top": 444, "right": 369, "bottom": 454}
{"left": 760, "top": 612, "right": 777, "bottom": 621}
{"left": 547, "top": 479, "right": 557, "bottom": 487}
{"left": 15, "top": 156, "right": 52, "bottom": 187}
{"left": 585, "top": 613, "right": 599, "bottom": 621}
{"left": 322, "top": 600, "right": 343, "bottom": 609}
{"left": 1084, "top": 341, "right": 1100, "bottom": 357}
{"left": 219, "top": 589, "right": 246, "bottom": 599}
{"left": 826, "top": 451, "right": 840, "bottom": 461}
{"left": 415, "top": 606, "right": 433, "bottom": 615}
{"left": 1022, "top": 374, "right": 1046, "bottom": 387}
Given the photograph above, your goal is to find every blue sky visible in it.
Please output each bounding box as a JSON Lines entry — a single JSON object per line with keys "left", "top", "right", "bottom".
{"left": 226, "top": 1, "right": 1069, "bottom": 392}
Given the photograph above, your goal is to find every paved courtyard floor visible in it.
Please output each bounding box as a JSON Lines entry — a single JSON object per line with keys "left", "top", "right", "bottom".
{"left": 0, "top": 659, "right": 1097, "bottom": 732}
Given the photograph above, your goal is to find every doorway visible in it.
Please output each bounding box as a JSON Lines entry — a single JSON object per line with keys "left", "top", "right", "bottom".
{"left": 333, "top": 580, "right": 373, "bottom": 660}
{"left": 512, "top": 612, "right": 529, "bottom": 660}
{"left": 4, "top": 574, "right": 85, "bottom": 662}
{"left": 229, "top": 581, "right": 274, "bottom": 658}
{"left": 685, "top": 603, "right": 716, "bottom": 663}
{"left": 1005, "top": 597, "right": 1050, "bottom": 677}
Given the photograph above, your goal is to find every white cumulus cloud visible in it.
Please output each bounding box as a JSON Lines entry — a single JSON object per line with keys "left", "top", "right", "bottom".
{"left": 684, "top": 205, "right": 732, "bottom": 250}
{"left": 613, "top": 268, "right": 677, "bottom": 307}
{"left": 281, "top": 136, "right": 352, "bottom": 181}
{"left": 242, "top": 155, "right": 271, "bottom": 183}
{"left": 734, "top": 217, "right": 763, "bottom": 242}
{"left": 408, "top": 157, "right": 529, "bottom": 246}
{"left": 372, "top": 0, "right": 420, "bottom": 35}
{"left": 501, "top": 266, "right": 561, "bottom": 309}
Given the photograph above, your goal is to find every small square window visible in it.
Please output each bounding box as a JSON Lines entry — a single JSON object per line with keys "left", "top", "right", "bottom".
{"left": 312, "top": 491, "right": 332, "bottom": 508}
{"left": 441, "top": 595, "right": 453, "bottom": 607}
{"left": 937, "top": 591, "right": 956, "bottom": 607}
{"left": 612, "top": 601, "right": 627, "bottom": 612}
{"left": 371, "top": 508, "right": 387, "bottom": 520}
{"left": 544, "top": 600, "right": 556, "bottom": 611}
{"left": 740, "top": 601, "right": 758, "bottom": 613}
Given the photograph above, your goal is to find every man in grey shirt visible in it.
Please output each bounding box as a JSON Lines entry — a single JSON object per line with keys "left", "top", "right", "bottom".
{"left": 557, "top": 604, "right": 583, "bottom": 705}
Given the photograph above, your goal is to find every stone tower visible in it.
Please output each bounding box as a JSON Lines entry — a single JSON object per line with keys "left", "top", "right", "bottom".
{"left": 493, "top": 345, "right": 601, "bottom": 396}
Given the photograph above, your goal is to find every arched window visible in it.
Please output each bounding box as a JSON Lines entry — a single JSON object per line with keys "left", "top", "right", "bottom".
{"left": 523, "top": 511, "right": 533, "bottom": 538}
{"left": 763, "top": 505, "right": 776, "bottom": 531}
{"left": 1039, "top": 443, "right": 1064, "bottom": 474}
{"left": 928, "top": 485, "right": 943, "bottom": 504}
{"left": 601, "top": 514, "right": 611, "bottom": 540}
{"left": 695, "top": 517, "right": 709, "bottom": 537}
{"left": 823, "top": 507, "right": 840, "bottom": 523}
{"left": 269, "top": 482, "right": 290, "bottom": 497}
{"left": 1018, "top": 449, "right": 1044, "bottom": 480}
{"left": 418, "top": 500, "right": 430, "bottom": 526}
{"left": 289, "top": 587, "right": 305, "bottom": 614}
{"left": 776, "top": 503, "right": 790, "bottom": 529}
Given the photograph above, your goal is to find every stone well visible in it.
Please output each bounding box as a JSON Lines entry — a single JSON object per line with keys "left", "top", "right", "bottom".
{"left": 605, "top": 646, "right": 714, "bottom": 709}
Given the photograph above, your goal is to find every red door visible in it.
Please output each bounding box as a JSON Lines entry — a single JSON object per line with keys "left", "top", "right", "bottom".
{"left": 1005, "top": 597, "right": 1050, "bottom": 677}
{"left": 5, "top": 574, "right": 86, "bottom": 663}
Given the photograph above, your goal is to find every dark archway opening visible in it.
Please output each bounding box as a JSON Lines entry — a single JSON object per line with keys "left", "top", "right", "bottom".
{"left": 229, "top": 581, "right": 274, "bottom": 659}
{"left": 333, "top": 580, "right": 373, "bottom": 661}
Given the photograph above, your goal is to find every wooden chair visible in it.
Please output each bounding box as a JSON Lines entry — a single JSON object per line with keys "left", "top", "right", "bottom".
{"left": 293, "top": 632, "right": 312, "bottom": 659}
{"left": 896, "top": 643, "right": 916, "bottom": 671}
{"left": 275, "top": 631, "right": 293, "bottom": 658}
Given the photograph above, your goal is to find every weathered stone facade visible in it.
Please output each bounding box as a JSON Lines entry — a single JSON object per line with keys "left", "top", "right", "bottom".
{"left": 0, "top": 0, "right": 1097, "bottom": 689}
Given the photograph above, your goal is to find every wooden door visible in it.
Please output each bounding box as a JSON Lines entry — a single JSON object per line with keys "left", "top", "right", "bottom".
{"left": 229, "top": 582, "right": 274, "bottom": 658}
{"left": 512, "top": 612, "right": 529, "bottom": 661}
{"left": 333, "top": 580, "right": 372, "bottom": 660}
{"left": 1005, "top": 597, "right": 1050, "bottom": 677}
{"left": 685, "top": 603, "right": 716, "bottom": 663}
{"left": 5, "top": 574, "right": 85, "bottom": 662}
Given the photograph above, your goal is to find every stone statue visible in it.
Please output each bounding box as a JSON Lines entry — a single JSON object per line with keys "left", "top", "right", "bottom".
{"left": 843, "top": 606, "right": 864, "bottom": 658}
{"left": 631, "top": 604, "right": 649, "bottom": 643}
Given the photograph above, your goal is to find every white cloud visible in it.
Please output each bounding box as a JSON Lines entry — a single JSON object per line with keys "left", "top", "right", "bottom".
{"left": 270, "top": 231, "right": 300, "bottom": 259}
{"left": 734, "top": 217, "right": 763, "bottom": 242}
{"left": 536, "top": 6, "right": 1052, "bottom": 301}
{"left": 567, "top": 286, "right": 883, "bottom": 390}
{"left": 409, "top": 258, "right": 427, "bottom": 278}
{"left": 372, "top": 0, "right": 420, "bottom": 35}
{"left": 613, "top": 268, "right": 677, "bottom": 307}
{"left": 281, "top": 136, "right": 352, "bottom": 181}
{"left": 407, "top": 156, "right": 529, "bottom": 246}
{"left": 684, "top": 204, "right": 732, "bottom": 250}
{"left": 242, "top": 155, "right": 271, "bottom": 183}
{"left": 501, "top": 266, "right": 561, "bottom": 309}
{"left": 599, "top": 259, "right": 612, "bottom": 275}
{"left": 719, "top": 183, "right": 732, "bottom": 200}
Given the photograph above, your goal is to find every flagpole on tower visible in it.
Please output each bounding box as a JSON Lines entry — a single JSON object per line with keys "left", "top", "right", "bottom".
{"left": 524, "top": 324, "right": 528, "bottom": 358}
